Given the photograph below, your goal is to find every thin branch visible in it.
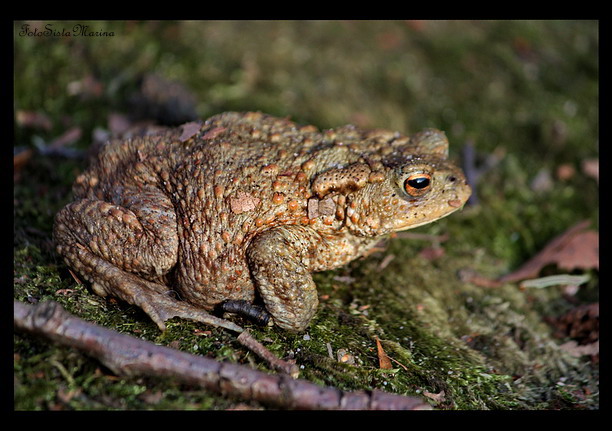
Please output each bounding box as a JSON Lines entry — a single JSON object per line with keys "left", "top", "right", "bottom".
{"left": 14, "top": 300, "right": 431, "bottom": 410}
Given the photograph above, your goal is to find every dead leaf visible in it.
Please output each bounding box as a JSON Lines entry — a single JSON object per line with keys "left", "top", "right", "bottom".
{"left": 337, "top": 348, "right": 355, "bottom": 365}
{"left": 458, "top": 268, "right": 503, "bottom": 288}
{"left": 179, "top": 121, "right": 202, "bottom": 142}
{"left": 553, "top": 230, "right": 599, "bottom": 271}
{"left": 556, "top": 163, "right": 576, "bottom": 181}
{"left": 57, "top": 386, "right": 82, "bottom": 404}
{"left": 67, "top": 269, "right": 83, "bottom": 285}
{"left": 16, "top": 110, "right": 53, "bottom": 130}
{"left": 405, "top": 20, "right": 427, "bottom": 32}
{"left": 378, "top": 254, "right": 395, "bottom": 270}
{"left": 531, "top": 168, "right": 553, "bottom": 193}
{"left": 138, "top": 390, "right": 164, "bottom": 404}
{"left": 193, "top": 328, "right": 212, "bottom": 337}
{"left": 422, "top": 390, "right": 446, "bottom": 403}
{"left": 559, "top": 340, "right": 599, "bottom": 358}
{"left": 498, "top": 220, "right": 598, "bottom": 283}
{"left": 14, "top": 148, "right": 33, "bottom": 180}
{"left": 201, "top": 126, "right": 226, "bottom": 140}
{"left": 67, "top": 75, "right": 103, "bottom": 98}
{"left": 549, "top": 303, "right": 599, "bottom": 343}
{"left": 49, "top": 127, "right": 82, "bottom": 149}
{"left": 419, "top": 246, "right": 445, "bottom": 261}
{"left": 376, "top": 30, "right": 403, "bottom": 51}
{"left": 581, "top": 158, "right": 598, "bottom": 183}
{"left": 375, "top": 337, "right": 393, "bottom": 370}
{"left": 394, "top": 232, "right": 449, "bottom": 242}
{"left": 108, "top": 112, "right": 132, "bottom": 135}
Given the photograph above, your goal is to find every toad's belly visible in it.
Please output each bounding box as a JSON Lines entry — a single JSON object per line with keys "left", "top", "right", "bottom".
{"left": 173, "top": 255, "right": 256, "bottom": 309}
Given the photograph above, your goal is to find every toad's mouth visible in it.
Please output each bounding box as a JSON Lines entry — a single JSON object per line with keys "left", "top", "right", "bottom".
{"left": 397, "top": 203, "right": 467, "bottom": 231}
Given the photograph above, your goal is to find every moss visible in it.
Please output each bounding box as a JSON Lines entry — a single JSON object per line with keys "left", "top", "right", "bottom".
{"left": 14, "top": 20, "right": 598, "bottom": 410}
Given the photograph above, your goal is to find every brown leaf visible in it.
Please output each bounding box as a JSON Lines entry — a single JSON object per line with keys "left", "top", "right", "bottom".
{"left": 16, "top": 110, "right": 53, "bottom": 130}
{"left": 498, "top": 220, "right": 598, "bottom": 283}
{"left": 418, "top": 246, "right": 445, "bottom": 261}
{"left": 581, "top": 158, "right": 599, "bottom": 183}
{"left": 530, "top": 168, "right": 553, "bottom": 193}
{"left": 458, "top": 268, "right": 503, "bottom": 288}
{"left": 556, "top": 163, "right": 576, "bottom": 181}
{"left": 108, "top": 113, "right": 132, "bottom": 136}
{"left": 549, "top": 303, "right": 599, "bottom": 343}
{"left": 375, "top": 337, "right": 393, "bottom": 370}
{"left": 49, "top": 127, "right": 82, "bottom": 149}
{"left": 138, "top": 389, "right": 164, "bottom": 404}
{"left": 336, "top": 348, "right": 355, "bottom": 365}
{"left": 554, "top": 230, "right": 599, "bottom": 271}
{"left": 67, "top": 75, "right": 103, "bottom": 98}
{"left": 201, "top": 126, "right": 226, "bottom": 141}
{"left": 559, "top": 340, "right": 599, "bottom": 358}
{"left": 179, "top": 121, "right": 202, "bottom": 142}
{"left": 14, "top": 148, "right": 33, "bottom": 179}
{"left": 422, "top": 390, "right": 446, "bottom": 403}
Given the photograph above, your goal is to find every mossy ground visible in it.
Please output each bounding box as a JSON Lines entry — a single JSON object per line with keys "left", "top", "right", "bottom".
{"left": 14, "top": 20, "right": 598, "bottom": 410}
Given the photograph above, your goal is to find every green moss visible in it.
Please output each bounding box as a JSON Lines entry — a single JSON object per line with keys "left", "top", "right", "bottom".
{"left": 14, "top": 20, "right": 598, "bottom": 410}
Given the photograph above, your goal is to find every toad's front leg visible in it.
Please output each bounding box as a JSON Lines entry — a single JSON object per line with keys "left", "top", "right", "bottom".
{"left": 246, "top": 225, "right": 322, "bottom": 332}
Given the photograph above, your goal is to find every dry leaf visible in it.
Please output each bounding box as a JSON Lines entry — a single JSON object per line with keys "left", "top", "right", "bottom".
{"left": 16, "top": 110, "right": 53, "bottom": 130}
{"left": 375, "top": 337, "right": 393, "bottom": 370}
{"left": 556, "top": 163, "right": 576, "bottom": 181}
{"left": 67, "top": 75, "right": 103, "bottom": 98}
{"left": 531, "top": 168, "right": 553, "bottom": 193}
{"left": 108, "top": 112, "right": 132, "bottom": 135}
{"left": 377, "top": 254, "right": 395, "bottom": 271}
{"left": 554, "top": 230, "right": 599, "bottom": 271}
{"left": 419, "top": 246, "right": 445, "bottom": 261}
{"left": 498, "top": 220, "right": 598, "bottom": 283}
{"left": 336, "top": 348, "right": 355, "bottom": 365}
{"left": 559, "top": 340, "right": 599, "bottom": 358}
{"left": 581, "top": 158, "right": 599, "bottom": 183}
{"left": 422, "top": 390, "right": 446, "bottom": 403}
{"left": 550, "top": 303, "right": 599, "bottom": 343}
{"left": 179, "top": 121, "right": 202, "bottom": 142}
{"left": 138, "top": 389, "right": 164, "bottom": 404}
{"left": 49, "top": 127, "right": 82, "bottom": 149}
{"left": 201, "top": 126, "right": 226, "bottom": 140}
{"left": 14, "top": 148, "right": 33, "bottom": 180}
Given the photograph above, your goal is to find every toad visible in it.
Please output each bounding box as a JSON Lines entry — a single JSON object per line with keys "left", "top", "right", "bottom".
{"left": 54, "top": 112, "right": 471, "bottom": 331}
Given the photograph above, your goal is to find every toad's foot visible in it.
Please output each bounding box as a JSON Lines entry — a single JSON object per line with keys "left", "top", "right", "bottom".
{"left": 57, "top": 243, "right": 243, "bottom": 333}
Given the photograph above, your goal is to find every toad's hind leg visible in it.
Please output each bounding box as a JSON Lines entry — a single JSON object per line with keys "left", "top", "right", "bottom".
{"left": 53, "top": 195, "right": 241, "bottom": 332}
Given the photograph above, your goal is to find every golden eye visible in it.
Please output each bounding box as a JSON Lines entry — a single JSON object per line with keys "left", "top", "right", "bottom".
{"left": 404, "top": 173, "right": 431, "bottom": 196}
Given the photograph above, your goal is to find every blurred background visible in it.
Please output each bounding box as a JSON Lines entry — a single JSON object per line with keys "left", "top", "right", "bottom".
{"left": 14, "top": 20, "right": 598, "bottom": 410}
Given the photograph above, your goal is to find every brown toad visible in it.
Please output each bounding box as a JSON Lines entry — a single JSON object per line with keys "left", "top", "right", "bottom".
{"left": 54, "top": 112, "right": 471, "bottom": 331}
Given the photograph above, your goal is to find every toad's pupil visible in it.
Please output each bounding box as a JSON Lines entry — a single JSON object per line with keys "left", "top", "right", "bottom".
{"left": 408, "top": 177, "right": 430, "bottom": 189}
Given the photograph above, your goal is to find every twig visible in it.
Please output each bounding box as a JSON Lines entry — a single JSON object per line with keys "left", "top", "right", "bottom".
{"left": 462, "top": 140, "right": 505, "bottom": 206}
{"left": 14, "top": 300, "right": 431, "bottom": 410}
{"left": 237, "top": 331, "right": 298, "bottom": 378}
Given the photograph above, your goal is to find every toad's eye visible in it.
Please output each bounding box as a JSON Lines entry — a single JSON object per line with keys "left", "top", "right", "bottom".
{"left": 404, "top": 173, "right": 432, "bottom": 196}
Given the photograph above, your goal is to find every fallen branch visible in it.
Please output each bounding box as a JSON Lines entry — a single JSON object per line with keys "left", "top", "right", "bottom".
{"left": 14, "top": 300, "right": 431, "bottom": 410}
